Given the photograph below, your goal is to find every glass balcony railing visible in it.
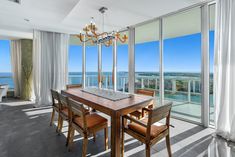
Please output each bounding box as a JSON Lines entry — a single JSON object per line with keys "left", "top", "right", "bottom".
{"left": 68, "top": 73, "right": 214, "bottom": 123}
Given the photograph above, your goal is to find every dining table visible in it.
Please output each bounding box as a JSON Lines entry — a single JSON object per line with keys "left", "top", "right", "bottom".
{"left": 62, "top": 88, "right": 154, "bottom": 157}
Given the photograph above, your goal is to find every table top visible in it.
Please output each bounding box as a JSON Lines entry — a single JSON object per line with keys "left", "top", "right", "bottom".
{"left": 81, "top": 88, "right": 131, "bottom": 101}
{"left": 62, "top": 88, "right": 154, "bottom": 115}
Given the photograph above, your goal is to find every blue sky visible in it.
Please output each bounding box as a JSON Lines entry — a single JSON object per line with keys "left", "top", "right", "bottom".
{"left": 0, "top": 31, "right": 214, "bottom": 73}
{"left": 0, "top": 40, "right": 11, "bottom": 72}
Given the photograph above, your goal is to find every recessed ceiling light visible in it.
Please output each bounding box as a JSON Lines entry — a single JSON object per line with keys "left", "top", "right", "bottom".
{"left": 24, "top": 18, "right": 30, "bottom": 22}
{"left": 7, "top": 0, "right": 20, "bottom": 4}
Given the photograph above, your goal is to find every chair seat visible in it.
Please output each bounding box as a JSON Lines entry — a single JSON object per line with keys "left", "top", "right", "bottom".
{"left": 128, "top": 118, "right": 167, "bottom": 138}
{"left": 61, "top": 107, "right": 69, "bottom": 117}
{"left": 73, "top": 114, "right": 107, "bottom": 130}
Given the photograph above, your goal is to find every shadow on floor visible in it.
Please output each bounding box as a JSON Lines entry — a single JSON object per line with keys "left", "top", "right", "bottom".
{"left": 0, "top": 100, "right": 231, "bottom": 157}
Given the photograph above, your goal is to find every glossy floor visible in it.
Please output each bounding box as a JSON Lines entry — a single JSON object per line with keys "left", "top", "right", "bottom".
{"left": 0, "top": 98, "right": 234, "bottom": 157}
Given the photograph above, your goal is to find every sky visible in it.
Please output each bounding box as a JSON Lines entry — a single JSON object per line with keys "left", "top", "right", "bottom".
{"left": 69, "top": 31, "right": 215, "bottom": 73}
{"left": 0, "top": 40, "right": 11, "bottom": 72}
{"left": 0, "top": 31, "right": 214, "bottom": 73}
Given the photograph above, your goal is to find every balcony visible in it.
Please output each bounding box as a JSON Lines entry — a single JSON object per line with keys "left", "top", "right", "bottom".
{"left": 68, "top": 72, "right": 214, "bottom": 123}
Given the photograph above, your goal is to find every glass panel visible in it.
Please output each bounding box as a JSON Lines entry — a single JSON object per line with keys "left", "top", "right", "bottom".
{"left": 68, "top": 43, "right": 82, "bottom": 85}
{"left": 209, "top": 4, "right": 215, "bottom": 125}
{"left": 163, "top": 8, "right": 202, "bottom": 122}
{"left": 86, "top": 45, "right": 98, "bottom": 87}
{"left": 0, "top": 40, "right": 13, "bottom": 89}
{"left": 135, "top": 21, "right": 160, "bottom": 99}
{"left": 117, "top": 31, "right": 128, "bottom": 92}
{"left": 102, "top": 45, "right": 113, "bottom": 89}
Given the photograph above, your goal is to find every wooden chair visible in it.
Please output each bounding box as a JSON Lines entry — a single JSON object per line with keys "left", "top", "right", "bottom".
{"left": 67, "top": 98, "right": 108, "bottom": 157}
{"left": 130, "top": 89, "right": 156, "bottom": 119}
{"left": 66, "top": 84, "right": 82, "bottom": 90}
{"left": 57, "top": 93, "right": 71, "bottom": 146}
{"left": 50, "top": 89, "right": 60, "bottom": 132}
{"left": 121, "top": 101, "right": 173, "bottom": 157}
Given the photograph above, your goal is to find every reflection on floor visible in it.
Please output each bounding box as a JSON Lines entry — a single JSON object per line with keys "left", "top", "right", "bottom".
{"left": 0, "top": 98, "right": 234, "bottom": 157}
{"left": 171, "top": 101, "right": 215, "bottom": 124}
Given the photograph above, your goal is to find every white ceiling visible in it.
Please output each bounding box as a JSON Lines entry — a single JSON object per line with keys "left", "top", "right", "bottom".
{"left": 0, "top": 0, "right": 204, "bottom": 39}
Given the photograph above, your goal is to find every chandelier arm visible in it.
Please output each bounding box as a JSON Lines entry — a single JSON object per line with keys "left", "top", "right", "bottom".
{"left": 91, "top": 30, "right": 99, "bottom": 38}
{"left": 115, "top": 34, "right": 127, "bottom": 43}
{"left": 86, "top": 31, "right": 94, "bottom": 38}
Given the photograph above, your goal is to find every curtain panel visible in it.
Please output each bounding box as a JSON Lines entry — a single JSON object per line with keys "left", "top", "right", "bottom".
{"left": 33, "top": 30, "right": 69, "bottom": 107}
{"left": 214, "top": 0, "right": 235, "bottom": 141}
{"left": 10, "top": 40, "right": 22, "bottom": 97}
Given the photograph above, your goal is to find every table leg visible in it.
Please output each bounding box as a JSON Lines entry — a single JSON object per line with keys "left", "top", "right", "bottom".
{"left": 111, "top": 111, "right": 121, "bottom": 157}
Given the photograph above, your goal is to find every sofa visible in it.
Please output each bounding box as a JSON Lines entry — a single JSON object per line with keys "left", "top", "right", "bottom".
{"left": 0, "top": 84, "right": 9, "bottom": 102}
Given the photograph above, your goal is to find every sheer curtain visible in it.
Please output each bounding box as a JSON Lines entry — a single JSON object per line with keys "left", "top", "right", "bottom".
{"left": 33, "top": 30, "right": 69, "bottom": 107}
{"left": 214, "top": 0, "right": 235, "bottom": 142}
{"left": 10, "top": 40, "right": 22, "bottom": 97}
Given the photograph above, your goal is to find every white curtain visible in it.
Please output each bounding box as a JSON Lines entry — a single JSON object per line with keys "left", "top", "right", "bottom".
{"left": 10, "top": 40, "right": 22, "bottom": 97}
{"left": 214, "top": 0, "right": 235, "bottom": 142}
{"left": 207, "top": 136, "right": 235, "bottom": 157}
{"left": 33, "top": 30, "right": 69, "bottom": 107}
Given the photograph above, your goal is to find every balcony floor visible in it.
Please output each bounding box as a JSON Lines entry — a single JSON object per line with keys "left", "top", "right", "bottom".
{"left": 0, "top": 98, "right": 231, "bottom": 157}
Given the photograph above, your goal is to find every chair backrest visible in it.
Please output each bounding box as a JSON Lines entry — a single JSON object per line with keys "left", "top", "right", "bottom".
{"left": 148, "top": 101, "right": 173, "bottom": 126}
{"left": 67, "top": 98, "right": 87, "bottom": 130}
{"left": 136, "top": 89, "right": 155, "bottom": 97}
{"left": 51, "top": 89, "right": 59, "bottom": 107}
{"left": 58, "top": 93, "right": 69, "bottom": 110}
{"left": 66, "top": 84, "right": 82, "bottom": 90}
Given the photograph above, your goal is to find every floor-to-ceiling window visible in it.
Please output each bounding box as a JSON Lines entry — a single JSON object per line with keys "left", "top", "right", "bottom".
{"left": 117, "top": 31, "right": 128, "bottom": 92}
{"left": 163, "top": 7, "right": 202, "bottom": 122}
{"left": 102, "top": 44, "right": 113, "bottom": 89}
{"left": 68, "top": 37, "right": 82, "bottom": 85}
{"left": 209, "top": 4, "right": 215, "bottom": 125}
{"left": 135, "top": 21, "right": 160, "bottom": 98}
{"left": 0, "top": 40, "right": 13, "bottom": 89}
{"left": 86, "top": 44, "right": 98, "bottom": 87}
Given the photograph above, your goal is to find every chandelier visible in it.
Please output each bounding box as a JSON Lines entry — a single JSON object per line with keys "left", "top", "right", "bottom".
{"left": 77, "top": 7, "right": 128, "bottom": 47}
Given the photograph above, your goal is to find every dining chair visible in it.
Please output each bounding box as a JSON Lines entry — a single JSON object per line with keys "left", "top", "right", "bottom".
{"left": 50, "top": 89, "right": 60, "bottom": 132}
{"left": 67, "top": 98, "right": 108, "bottom": 157}
{"left": 130, "top": 89, "right": 155, "bottom": 119}
{"left": 66, "top": 84, "right": 82, "bottom": 90}
{"left": 57, "top": 93, "right": 71, "bottom": 145}
{"left": 121, "top": 101, "right": 173, "bottom": 157}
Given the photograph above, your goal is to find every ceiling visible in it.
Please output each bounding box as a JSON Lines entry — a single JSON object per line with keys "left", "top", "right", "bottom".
{"left": 0, "top": 0, "right": 205, "bottom": 39}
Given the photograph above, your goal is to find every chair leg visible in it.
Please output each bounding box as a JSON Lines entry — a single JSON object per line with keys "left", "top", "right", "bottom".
{"left": 142, "top": 109, "right": 145, "bottom": 118}
{"left": 66, "top": 123, "right": 71, "bottom": 146}
{"left": 82, "top": 136, "right": 88, "bottom": 157}
{"left": 166, "top": 134, "right": 172, "bottom": 157}
{"left": 56, "top": 116, "right": 61, "bottom": 133}
{"left": 104, "top": 127, "right": 108, "bottom": 150}
{"left": 146, "top": 144, "right": 151, "bottom": 157}
{"left": 68, "top": 127, "right": 75, "bottom": 151}
{"left": 58, "top": 118, "right": 63, "bottom": 134}
{"left": 50, "top": 109, "right": 55, "bottom": 126}
{"left": 93, "top": 132, "right": 96, "bottom": 142}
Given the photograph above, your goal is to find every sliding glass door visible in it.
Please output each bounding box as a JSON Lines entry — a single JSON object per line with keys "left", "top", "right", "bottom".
{"left": 68, "top": 38, "right": 82, "bottom": 85}
{"left": 86, "top": 44, "right": 98, "bottom": 87}
{"left": 135, "top": 21, "right": 160, "bottom": 98}
{"left": 102, "top": 45, "right": 113, "bottom": 89}
{"left": 163, "top": 8, "right": 202, "bottom": 123}
{"left": 209, "top": 4, "right": 215, "bottom": 125}
{"left": 117, "top": 31, "right": 129, "bottom": 92}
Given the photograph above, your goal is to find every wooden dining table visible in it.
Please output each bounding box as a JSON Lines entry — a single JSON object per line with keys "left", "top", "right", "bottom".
{"left": 62, "top": 88, "right": 154, "bottom": 157}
